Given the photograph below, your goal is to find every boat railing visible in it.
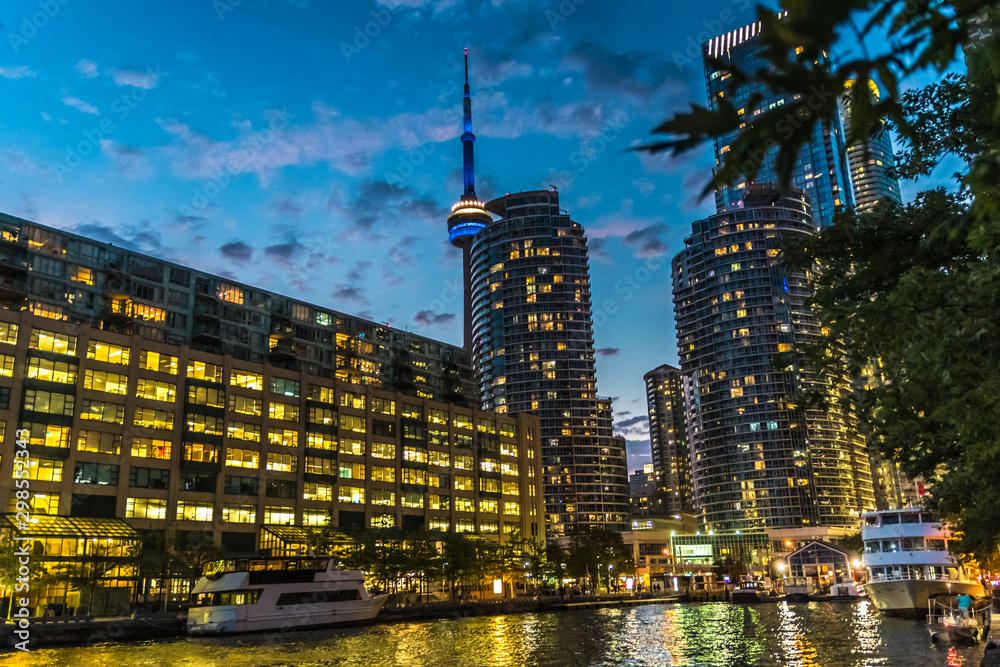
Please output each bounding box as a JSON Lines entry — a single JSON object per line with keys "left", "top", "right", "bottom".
{"left": 867, "top": 570, "right": 957, "bottom": 583}
{"left": 927, "top": 598, "right": 992, "bottom": 629}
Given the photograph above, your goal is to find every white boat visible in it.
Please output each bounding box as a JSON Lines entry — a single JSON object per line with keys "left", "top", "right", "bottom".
{"left": 829, "top": 581, "right": 866, "bottom": 600}
{"left": 187, "top": 556, "right": 388, "bottom": 635}
{"left": 861, "top": 509, "right": 984, "bottom": 616}
{"left": 730, "top": 578, "right": 775, "bottom": 603}
{"left": 926, "top": 595, "right": 992, "bottom": 643}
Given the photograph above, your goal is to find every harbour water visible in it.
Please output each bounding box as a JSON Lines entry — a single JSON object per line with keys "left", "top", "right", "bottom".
{"left": 0, "top": 600, "right": 988, "bottom": 666}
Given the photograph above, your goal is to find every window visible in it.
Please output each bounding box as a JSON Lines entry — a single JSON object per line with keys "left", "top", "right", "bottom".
{"left": 402, "top": 422, "right": 425, "bottom": 441}
{"left": 430, "top": 495, "right": 450, "bottom": 511}
{"left": 429, "top": 473, "right": 448, "bottom": 488}
{"left": 19, "top": 423, "right": 71, "bottom": 448}
{"left": 402, "top": 468, "right": 427, "bottom": 485}
{"left": 183, "top": 442, "right": 219, "bottom": 463}
{"left": 455, "top": 434, "right": 473, "bottom": 449}
{"left": 27, "top": 357, "right": 77, "bottom": 384}
{"left": 126, "top": 497, "right": 167, "bottom": 520}
{"left": 228, "top": 421, "right": 260, "bottom": 442}
{"left": 502, "top": 480, "right": 520, "bottom": 496}
{"left": 453, "top": 413, "right": 472, "bottom": 430}
{"left": 400, "top": 403, "right": 422, "bottom": 419}
{"left": 226, "top": 447, "right": 259, "bottom": 469}
{"left": 338, "top": 487, "right": 365, "bottom": 504}
{"left": 229, "top": 394, "right": 262, "bottom": 416}
{"left": 84, "top": 369, "right": 128, "bottom": 394}
{"left": 224, "top": 475, "right": 258, "bottom": 495}
{"left": 87, "top": 340, "right": 130, "bottom": 365}
{"left": 339, "top": 414, "right": 366, "bottom": 433}
{"left": 303, "top": 482, "right": 332, "bottom": 502}
{"left": 0, "top": 322, "right": 19, "bottom": 345}
{"left": 180, "top": 471, "right": 216, "bottom": 492}
{"left": 223, "top": 504, "right": 256, "bottom": 523}
{"left": 269, "top": 402, "right": 299, "bottom": 421}
{"left": 187, "top": 361, "right": 222, "bottom": 382}
{"left": 266, "top": 452, "right": 297, "bottom": 473}
{"left": 480, "top": 477, "right": 500, "bottom": 494}
{"left": 136, "top": 408, "right": 175, "bottom": 430}
{"left": 29, "top": 328, "right": 76, "bottom": 355}
{"left": 266, "top": 479, "right": 297, "bottom": 499}
{"left": 370, "top": 465, "right": 395, "bottom": 483}
{"left": 231, "top": 370, "right": 263, "bottom": 390}
{"left": 132, "top": 437, "right": 171, "bottom": 460}
{"left": 454, "top": 455, "right": 474, "bottom": 471}
{"left": 428, "top": 409, "right": 447, "bottom": 425}
{"left": 77, "top": 430, "right": 121, "bottom": 455}
{"left": 339, "top": 438, "right": 364, "bottom": 456}
{"left": 308, "top": 385, "right": 335, "bottom": 404}
{"left": 499, "top": 423, "right": 517, "bottom": 439}
{"left": 139, "top": 350, "right": 178, "bottom": 374}
{"left": 372, "top": 419, "right": 395, "bottom": 438}
{"left": 429, "top": 451, "right": 450, "bottom": 468}
{"left": 339, "top": 392, "right": 365, "bottom": 410}
{"left": 268, "top": 428, "right": 298, "bottom": 448}
{"left": 270, "top": 377, "right": 300, "bottom": 398}
{"left": 25, "top": 389, "right": 75, "bottom": 415}
{"left": 500, "top": 461, "right": 519, "bottom": 476}
{"left": 403, "top": 447, "right": 427, "bottom": 464}
{"left": 79, "top": 399, "right": 124, "bottom": 424}
{"left": 187, "top": 385, "right": 223, "bottom": 407}
{"left": 185, "top": 413, "right": 221, "bottom": 435}
{"left": 370, "top": 489, "right": 395, "bottom": 506}
{"left": 218, "top": 282, "right": 244, "bottom": 304}
{"left": 138, "top": 378, "right": 177, "bottom": 403}
{"left": 129, "top": 467, "right": 169, "bottom": 489}
{"left": 477, "top": 419, "right": 496, "bottom": 434}
{"left": 176, "top": 501, "right": 214, "bottom": 522}
{"left": 503, "top": 501, "right": 520, "bottom": 516}
{"left": 371, "top": 514, "right": 395, "bottom": 528}
{"left": 303, "top": 407, "right": 336, "bottom": 429}
{"left": 401, "top": 492, "right": 423, "bottom": 508}
{"left": 0, "top": 354, "right": 13, "bottom": 377}
{"left": 304, "top": 457, "right": 336, "bottom": 476}
{"left": 372, "top": 397, "right": 395, "bottom": 415}
{"left": 302, "top": 510, "right": 328, "bottom": 527}
{"left": 429, "top": 517, "right": 449, "bottom": 531}
{"left": 500, "top": 442, "right": 518, "bottom": 457}
{"left": 455, "top": 497, "right": 474, "bottom": 512}
{"left": 18, "top": 458, "right": 63, "bottom": 482}
{"left": 339, "top": 462, "right": 366, "bottom": 480}
{"left": 305, "top": 431, "right": 336, "bottom": 451}
{"left": 479, "top": 521, "right": 499, "bottom": 534}
{"left": 455, "top": 476, "right": 474, "bottom": 491}
{"left": 371, "top": 442, "right": 395, "bottom": 459}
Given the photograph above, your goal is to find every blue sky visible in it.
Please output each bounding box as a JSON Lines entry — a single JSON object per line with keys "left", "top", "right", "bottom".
{"left": 0, "top": 0, "right": 960, "bottom": 471}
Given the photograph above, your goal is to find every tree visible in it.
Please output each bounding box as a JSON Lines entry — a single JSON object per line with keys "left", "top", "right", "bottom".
{"left": 566, "top": 529, "right": 635, "bottom": 593}
{"left": 641, "top": 2, "right": 1000, "bottom": 560}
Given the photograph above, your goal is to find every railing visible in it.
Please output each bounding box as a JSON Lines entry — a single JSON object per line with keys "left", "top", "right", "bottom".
{"left": 868, "top": 570, "right": 957, "bottom": 582}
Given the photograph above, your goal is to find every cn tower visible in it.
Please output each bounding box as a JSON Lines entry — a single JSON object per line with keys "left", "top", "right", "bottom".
{"left": 446, "top": 48, "right": 492, "bottom": 351}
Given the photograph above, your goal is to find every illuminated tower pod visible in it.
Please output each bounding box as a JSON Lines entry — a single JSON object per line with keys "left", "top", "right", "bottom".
{"left": 468, "top": 190, "right": 630, "bottom": 537}
{"left": 704, "top": 20, "right": 854, "bottom": 226}
{"left": 446, "top": 48, "right": 492, "bottom": 351}
{"left": 672, "top": 185, "right": 875, "bottom": 533}
{"left": 643, "top": 364, "right": 693, "bottom": 516}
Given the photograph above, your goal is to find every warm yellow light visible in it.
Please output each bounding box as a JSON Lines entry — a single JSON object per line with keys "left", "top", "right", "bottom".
{"left": 493, "top": 579, "right": 503, "bottom": 595}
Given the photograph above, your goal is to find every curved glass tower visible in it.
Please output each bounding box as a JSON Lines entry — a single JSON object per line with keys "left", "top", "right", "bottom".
{"left": 469, "top": 190, "right": 630, "bottom": 536}
{"left": 673, "top": 185, "right": 875, "bottom": 532}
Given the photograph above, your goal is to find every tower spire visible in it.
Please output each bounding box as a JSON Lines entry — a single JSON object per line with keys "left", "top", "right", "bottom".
{"left": 461, "top": 47, "right": 476, "bottom": 197}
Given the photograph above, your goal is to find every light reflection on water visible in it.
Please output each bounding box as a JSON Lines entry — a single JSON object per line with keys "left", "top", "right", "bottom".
{"left": 0, "top": 601, "right": 988, "bottom": 667}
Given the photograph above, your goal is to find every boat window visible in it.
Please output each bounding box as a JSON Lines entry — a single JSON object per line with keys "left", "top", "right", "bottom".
{"left": 218, "top": 590, "right": 262, "bottom": 605}
{"left": 901, "top": 537, "right": 923, "bottom": 551}
{"left": 919, "top": 513, "right": 936, "bottom": 524}
{"left": 900, "top": 513, "right": 920, "bottom": 524}
{"left": 881, "top": 540, "right": 899, "bottom": 552}
{"left": 881, "top": 514, "right": 900, "bottom": 525}
{"left": 863, "top": 515, "right": 880, "bottom": 527}
{"left": 864, "top": 541, "right": 880, "bottom": 553}
{"left": 927, "top": 566, "right": 945, "bottom": 580}
{"left": 926, "top": 538, "right": 946, "bottom": 551}
{"left": 276, "top": 589, "right": 362, "bottom": 606}
{"left": 249, "top": 560, "right": 268, "bottom": 571}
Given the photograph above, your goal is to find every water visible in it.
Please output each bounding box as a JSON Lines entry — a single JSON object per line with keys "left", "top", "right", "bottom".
{"left": 1, "top": 601, "right": 988, "bottom": 666}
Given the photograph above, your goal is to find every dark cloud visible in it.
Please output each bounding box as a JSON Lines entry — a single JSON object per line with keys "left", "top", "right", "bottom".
{"left": 336, "top": 180, "right": 447, "bottom": 230}
{"left": 219, "top": 241, "right": 253, "bottom": 261}
{"left": 616, "top": 415, "right": 647, "bottom": 429}
{"left": 333, "top": 285, "right": 365, "bottom": 303}
{"left": 346, "top": 260, "right": 370, "bottom": 283}
{"left": 414, "top": 310, "right": 455, "bottom": 326}
{"left": 271, "top": 197, "right": 303, "bottom": 216}
{"left": 589, "top": 237, "right": 609, "bottom": 261}
{"left": 561, "top": 41, "right": 685, "bottom": 106}
{"left": 175, "top": 214, "right": 207, "bottom": 227}
{"left": 264, "top": 241, "right": 305, "bottom": 263}
{"left": 623, "top": 224, "right": 668, "bottom": 256}
{"left": 101, "top": 141, "right": 147, "bottom": 173}
{"left": 73, "top": 221, "right": 165, "bottom": 256}
{"left": 596, "top": 347, "right": 620, "bottom": 356}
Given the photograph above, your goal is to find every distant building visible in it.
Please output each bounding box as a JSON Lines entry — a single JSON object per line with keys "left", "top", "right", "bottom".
{"left": 673, "top": 185, "right": 876, "bottom": 533}
{"left": 703, "top": 18, "right": 854, "bottom": 227}
{"left": 630, "top": 465, "right": 656, "bottom": 516}
{"left": 643, "top": 364, "right": 692, "bottom": 515}
{"left": 840, "top": 81, "right": 902, "bottom": 212}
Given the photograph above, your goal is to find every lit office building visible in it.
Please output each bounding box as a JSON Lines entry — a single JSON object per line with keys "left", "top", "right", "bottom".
{"left": 840, "top": 81, "right": 902, "bottom": 212}
{"left": 643, "top": 364, "right": 692, "bottom": 515}
{"left": 672, "top": 186, "right": 876, "bottom": 532}
{"left": 703, "top": 19, "right": 854, "bottom": 226}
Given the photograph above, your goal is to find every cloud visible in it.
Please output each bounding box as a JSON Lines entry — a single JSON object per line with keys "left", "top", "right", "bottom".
{"left": 271, "top": 197, "right": 303, "bottom": 216}
{"left": 76, "top": 59, "right": 99, "bottom": 78}
{"left": 100, "top": 140, "right": 148, "bottom": 174}
{"left": 72, "top": 220, "right": 168, "bottom": 256}
{"left": 0, "top": 66, "right": 36, "bottom": 79}
{"left": 112, "top": 68, "right": 159, "bottom": 89}
{"left": 346, "top": 261, "right": 370, "bottom": 282}
{"left": 623, "top": 224, "right": 669, "bottom": 257}
{"left": 615, "top": 415, "right": 650, "bottom": 439}
{"left": 62, "top": 95, "right": 99, "bottom": 115}
{"left": 219, "top": 241, "right": 253, "bottom": 261}
{"left": 632, "top": 178, "right": 655, "bottom": 196}
{"left": 414, "top": 310, "right": 455, "bottom": 326}
{"left": 333, "top": 285, "right": 365, "bottom": 303}
{"left": 328, "top": 180, "right": 447, "bottom": 231}
{"left": 596, "top": 347, "right": 620, "bottom": 356}
{"left": 559, "top": 41, "right": 686, "bottom": 107}
{"left": 588, "top": 237, "right": 609, "bottom": 261}
{"left": 264, "top": 240, "right": 306, "bottom": 265}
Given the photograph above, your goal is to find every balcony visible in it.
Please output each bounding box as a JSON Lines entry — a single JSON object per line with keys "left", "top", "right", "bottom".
{"left": 270, "top": 322, "right": 295, "bottom": 338}
{"left": 269, "top": 338, "right": 302, "bottom": 360}
{"left": 193, "top": 302, "right": 221, "bottom": 320}
{"left": 192, "top": 323, "right": 222, "bottom": 340}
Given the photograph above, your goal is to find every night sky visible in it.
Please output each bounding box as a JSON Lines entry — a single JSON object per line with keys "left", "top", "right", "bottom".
{"left": 0, "top": 0, "right": 956, "bottom": 472}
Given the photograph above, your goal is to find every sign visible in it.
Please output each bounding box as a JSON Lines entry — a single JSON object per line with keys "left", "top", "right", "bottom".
{"left": 675, "top": 544, "right": 713, "bottom": 559}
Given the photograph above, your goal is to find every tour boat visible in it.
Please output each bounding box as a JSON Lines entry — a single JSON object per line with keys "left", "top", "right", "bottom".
{"left": 861, "top": 509, "right": 984, "bottom": 616}
{"left": 187, "top": 556, "right": 388, "bottom": 635}
{"left": 730, "top": 578, "right": 775, "bottom": 603}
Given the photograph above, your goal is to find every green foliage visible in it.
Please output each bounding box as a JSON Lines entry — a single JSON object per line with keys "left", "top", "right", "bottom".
{"left": 565, "top": 529, "right": 635, "bottom": 592}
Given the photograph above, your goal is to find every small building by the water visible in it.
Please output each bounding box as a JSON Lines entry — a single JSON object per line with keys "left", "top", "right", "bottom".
{"left": 783, "top": 540, "right": 856, "bottom": 595}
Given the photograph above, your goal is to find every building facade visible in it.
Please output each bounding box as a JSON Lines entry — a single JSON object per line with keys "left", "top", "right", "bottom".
{"left": 703, "top": 20, "right": 855, "bottom": 227}
{"left": 0, "top": 213, "right": 475, "bottom": 406}
{"left": 0, "top": 308, "right": 544, "bottom": 552}
{"left": 840, "top": 81, "right": 903, "bottom": 213}
{"left": 643, "top": 364, "right": 692, "bottom": 516}
{"left": 672, "top": 186, "right": 876, "bottom": 533}
{"left": 629, "top": 465, "right": 656, "bottom": 516}
{"left": 465, "top": 190, "right": 630, "bottom": 536}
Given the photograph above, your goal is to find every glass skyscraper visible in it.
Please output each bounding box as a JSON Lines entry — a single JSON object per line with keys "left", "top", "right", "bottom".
{"left": 703, "top": 20, "right": 855, "bottom": 227}
{"left": 840, "top": 81, "right": 903, "bottom": 213}
{"left": 672, "top": 186, "right": 876, "bottom": 532}
{"left": 643, "top": 364, "right": 692, "bottom": 516}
